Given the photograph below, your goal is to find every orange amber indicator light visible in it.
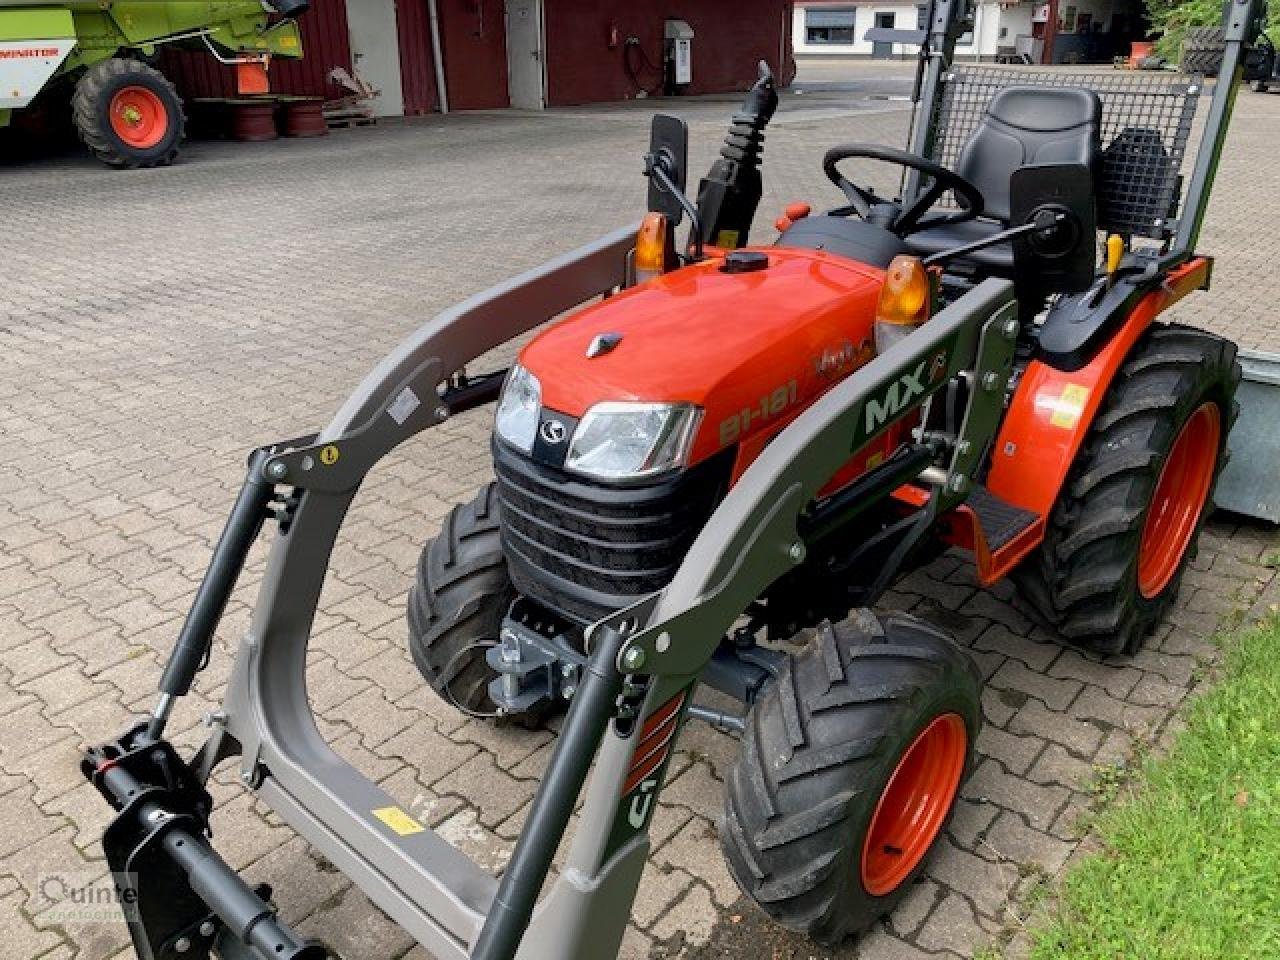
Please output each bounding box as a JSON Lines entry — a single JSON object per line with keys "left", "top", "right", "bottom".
{"left": 876, "top": 255, "right": 931, "bottom": 326}
{"left": 635, "top": 212, "right": 670, "bottom": 281}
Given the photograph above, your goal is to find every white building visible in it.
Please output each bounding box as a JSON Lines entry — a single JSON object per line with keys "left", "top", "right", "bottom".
{"left": 792, "top": 0, "right": 1136, "bottom": 63}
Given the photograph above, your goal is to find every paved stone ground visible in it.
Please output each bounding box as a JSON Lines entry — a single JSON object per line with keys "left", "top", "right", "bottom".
{"left": 1, "top": 69, "right": 1278, "bottom": 960}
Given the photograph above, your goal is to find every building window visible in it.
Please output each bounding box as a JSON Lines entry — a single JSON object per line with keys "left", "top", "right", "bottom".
{"left": 806, "top": 7, "right": 858, "bottom": 45}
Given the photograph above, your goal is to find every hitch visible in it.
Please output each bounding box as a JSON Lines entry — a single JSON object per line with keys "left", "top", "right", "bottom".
{"left": 83, "top": 725, "right": 326, "bottom": 960}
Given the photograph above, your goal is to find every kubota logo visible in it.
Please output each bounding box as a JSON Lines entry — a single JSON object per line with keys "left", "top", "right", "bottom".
{"left": 539, "top": 419, "right": 567, "bottom": 444}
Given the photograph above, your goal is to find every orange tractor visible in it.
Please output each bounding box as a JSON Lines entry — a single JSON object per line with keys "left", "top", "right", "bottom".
{"left": 80, "top": 0, "right": 1266, "bottom": 957}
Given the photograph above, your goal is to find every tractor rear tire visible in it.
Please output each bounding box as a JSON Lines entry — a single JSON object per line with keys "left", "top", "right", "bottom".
{"left": 72, "top": 59, "right": 184, "bottom": 169}
{"left": 1013, "top": 324, "right": 1239, "bottom": 656}
{"left": 721, "top": 611, "right": 981, "bottom": 945}
{"left": 1180, "top": 26, "right": 1227, "bottom": 76}
{"left": 407, "top": 483, "right": 555, "bottom": 728}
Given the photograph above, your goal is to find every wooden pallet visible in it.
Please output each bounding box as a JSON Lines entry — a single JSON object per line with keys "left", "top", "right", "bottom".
{"left": 325, "top": 113, "right": 376, "bottom": 129}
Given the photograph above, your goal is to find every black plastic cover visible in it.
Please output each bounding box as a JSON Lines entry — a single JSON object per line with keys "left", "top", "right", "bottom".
{"left": 775, "top": 216, "right": 909, "bottom": 268}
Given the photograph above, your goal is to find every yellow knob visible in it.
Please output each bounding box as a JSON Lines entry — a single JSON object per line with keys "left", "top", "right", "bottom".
{"left": 1106, "top": 234, "right": 1124, "bottom": 276}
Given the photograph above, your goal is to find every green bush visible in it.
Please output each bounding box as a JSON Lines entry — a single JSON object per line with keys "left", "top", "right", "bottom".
{"left": 1148, "top": 0, "right": 1280, "bottom": 60}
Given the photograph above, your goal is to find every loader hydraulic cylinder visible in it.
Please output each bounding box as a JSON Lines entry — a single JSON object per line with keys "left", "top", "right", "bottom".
{"left": 150, "top": 448, "right": 276, "bottom": 738}
{"left": 470, "top": 626, "right": 629, "bottom": 960}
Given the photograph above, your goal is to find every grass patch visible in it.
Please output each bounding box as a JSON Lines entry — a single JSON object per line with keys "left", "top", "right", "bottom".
{"left": 1031, "top": 617, "right": 1280, "bottom": 960}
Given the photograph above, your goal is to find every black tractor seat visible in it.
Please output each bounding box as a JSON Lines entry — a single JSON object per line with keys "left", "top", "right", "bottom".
{"left": 774, "top": 215, "right": 908, "bottom": 268}
{"left": 906, "top": 85, "right": 1102, "bottom": 277}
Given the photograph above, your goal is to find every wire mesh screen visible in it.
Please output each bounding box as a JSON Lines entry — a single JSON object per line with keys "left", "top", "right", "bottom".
{"left": 929, "top": 67, "right": 1203, "bottom": 239}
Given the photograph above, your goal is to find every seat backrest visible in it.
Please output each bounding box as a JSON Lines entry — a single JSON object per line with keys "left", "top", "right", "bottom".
{"left": 956, "top": 86, "right": 1102, "bottom": 222}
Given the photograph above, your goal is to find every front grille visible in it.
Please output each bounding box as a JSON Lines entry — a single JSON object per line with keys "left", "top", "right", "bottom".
{"left": 492, "top": 439, "right": 733, "bottom": 624}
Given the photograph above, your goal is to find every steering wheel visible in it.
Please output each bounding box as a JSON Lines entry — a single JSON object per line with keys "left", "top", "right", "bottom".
{"left": 822, "top": 144, "right": 985, "bottom": 236}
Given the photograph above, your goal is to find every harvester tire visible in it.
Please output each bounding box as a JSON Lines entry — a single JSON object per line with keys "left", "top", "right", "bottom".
{"left": 73, "top": 59, "right": 185, "bottom": 169}
{"left": 407, "top": 483, "right": 555, "bottom": 728}
{"left": 1180, "top": 26, "right": 1227, "bottom": 76}
{"left": 721, "top": 611, "right": 981, "bottom": 945}
{"left": 1013, "top": 324, "right": 1239, "bottom": 655}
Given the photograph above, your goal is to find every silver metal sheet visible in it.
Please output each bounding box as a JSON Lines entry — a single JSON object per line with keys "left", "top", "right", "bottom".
{"left": 1217, "top": 349, "right": 1280, "bottom": 524}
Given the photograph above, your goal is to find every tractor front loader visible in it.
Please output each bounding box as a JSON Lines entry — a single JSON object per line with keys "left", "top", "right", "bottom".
{"left": 79, "top": 0, "right": 1266, "bottom": 957}
{"left": 0, "top": 0, "right": 308, "bottom": 167}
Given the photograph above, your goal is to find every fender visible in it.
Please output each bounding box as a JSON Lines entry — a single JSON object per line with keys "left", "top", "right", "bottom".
{"left": 986, "top": 257, "right": 1213, "bottom": 518}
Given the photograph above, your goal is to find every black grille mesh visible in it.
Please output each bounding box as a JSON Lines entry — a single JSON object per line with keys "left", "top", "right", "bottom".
{"left": 929, "top": 67, "right": 1203, "bottom": 239}
{"left": 494, "top": 444, "right": 731, "bottom": 623}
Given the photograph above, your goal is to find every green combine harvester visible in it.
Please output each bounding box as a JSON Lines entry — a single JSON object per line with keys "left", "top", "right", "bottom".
{"left": 0, "top": 1, "right": 309, "bottom": 167}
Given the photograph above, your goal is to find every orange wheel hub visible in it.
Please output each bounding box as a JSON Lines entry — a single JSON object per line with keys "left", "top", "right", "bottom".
{"left": 109, "top": 86, "right": 167, "bottom": 149}
{"left": 1138, "top": 402, "right": 1221, "bottom": 599}
{"left": 861, "top": 712, "right": 967, "bottom": 897}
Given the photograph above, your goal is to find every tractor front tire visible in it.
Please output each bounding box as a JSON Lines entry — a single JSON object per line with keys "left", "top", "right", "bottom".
{"left": 73, "top": 59, "right": 184, "bottom": 169}
{"left": 1014, "top": 324, "right": 1239, "bottom": 655}
{"left": 407, "top": 483, "right": 554, "bottom": 728}
{"left": 721, "top": 611, "right": 981, "bottom": 945}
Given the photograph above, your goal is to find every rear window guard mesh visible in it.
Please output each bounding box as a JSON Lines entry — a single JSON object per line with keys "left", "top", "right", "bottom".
{"left": 928, "top": 66, "right": 1204, "bottom": 240}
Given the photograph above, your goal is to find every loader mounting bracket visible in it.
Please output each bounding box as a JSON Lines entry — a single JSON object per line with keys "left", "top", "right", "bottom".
{"left": 83, "top": 727, "right": 218, "bottom": 960}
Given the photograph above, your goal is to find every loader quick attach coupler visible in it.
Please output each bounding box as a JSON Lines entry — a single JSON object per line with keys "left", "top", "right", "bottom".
{"left": 82, "top": 725, "right": 326, "bottom": 960}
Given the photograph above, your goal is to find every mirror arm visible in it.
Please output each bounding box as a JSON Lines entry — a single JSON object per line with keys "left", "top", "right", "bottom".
{"left": 646, "top": 158, "right": 706, "bottom": 262}
{"left": 921, "top": 215, "right": 1063, "bottom": 268}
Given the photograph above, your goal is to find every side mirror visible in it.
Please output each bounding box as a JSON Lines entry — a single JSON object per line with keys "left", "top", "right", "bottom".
{"left": 1010, "top": 163, "right": 1097, "bottom": 294}
{"left": 646, "top": 114, "right": 689, "bottom": 225}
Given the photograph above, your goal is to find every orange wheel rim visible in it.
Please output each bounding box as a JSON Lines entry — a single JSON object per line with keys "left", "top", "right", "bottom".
{"left": 861, "top": 712, "right": 967, "bottom": 897}
{"left": 109, "top": 86, "right": 167, "bottom": 149}
{"left": 1137, "top": 402, "right": 1221, "bottom": 599}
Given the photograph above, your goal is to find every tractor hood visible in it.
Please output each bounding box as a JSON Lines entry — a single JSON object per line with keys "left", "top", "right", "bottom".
{"left": 519, "top": 247, "right": 887, "bottom": 466}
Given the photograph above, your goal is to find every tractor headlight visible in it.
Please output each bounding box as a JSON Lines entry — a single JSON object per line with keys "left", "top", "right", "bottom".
{"left": 566, "top": 402, "right": 701, "bottom": 481}
{"left": 494, "top": 364, "right": 542, "bottom": 453}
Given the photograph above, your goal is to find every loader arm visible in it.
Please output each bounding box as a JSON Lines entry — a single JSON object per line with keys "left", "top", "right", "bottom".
{"left": 83, "top": 204, "right": 1016, "bottom": 960}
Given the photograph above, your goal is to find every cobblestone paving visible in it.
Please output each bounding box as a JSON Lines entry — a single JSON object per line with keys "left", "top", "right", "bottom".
{"left": 1, "top": 76, "right": 1278, "bottom": 960}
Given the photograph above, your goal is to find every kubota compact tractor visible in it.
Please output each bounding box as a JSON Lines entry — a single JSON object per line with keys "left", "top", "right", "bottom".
{"left": 80, "top": 0, "right": 1265, "bottom": 957}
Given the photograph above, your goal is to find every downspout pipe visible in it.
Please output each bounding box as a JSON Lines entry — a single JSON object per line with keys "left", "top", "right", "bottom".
{"left": 427, "top": 0, "right": 449, "bottom": 114}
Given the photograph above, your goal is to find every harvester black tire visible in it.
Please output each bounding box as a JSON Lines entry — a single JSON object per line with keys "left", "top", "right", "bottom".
{"left": 72, "top": 58, "right": 185, "bottom": 169}
{"left": 1180, "top": 26, "right": 1227, "bottom": 75}
{"left": 407, "top": 483, "right": 555, "bottom": 728}
{"left": 1013, "top": 324, "right": 1239, "bottom": 656}
{"left": 721, "top": 611, "right": 981, "bottom": 945}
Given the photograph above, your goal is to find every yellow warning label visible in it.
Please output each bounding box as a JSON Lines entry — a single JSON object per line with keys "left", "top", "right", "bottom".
{"left": 319, "top": 444, "right": 340, "bottom": 466}
{"left": 716, "top": 229, "right": 741, "bottom": 249}
{"left": 373, "top": 806, "right": 425, "bottom": 836}
{"left": 1049, "top": 384, "right": 1090, "bottom": 429}
{"left": 281, "top": 35, "right": 299, "bottom": 48}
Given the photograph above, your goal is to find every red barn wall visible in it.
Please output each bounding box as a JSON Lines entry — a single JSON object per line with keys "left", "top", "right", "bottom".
{"left": 543, "top": 1, "right": 793, "bottom": 107}
{"left": 163, "top": 0, "right": 791, "bottom": 113}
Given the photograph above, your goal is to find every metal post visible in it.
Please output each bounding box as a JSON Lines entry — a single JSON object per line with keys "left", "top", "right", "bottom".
{"left": 1171, "top": 0, "right": 1261, "bottom": 259}
{"left": 148, "top": 448, "right": 275, "bottom": 739}
{"left": 469, "top": 627, "right": 628, "bottom": 960}
{"left": 904, "top": 0, "right": 964, "bottom": 202}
